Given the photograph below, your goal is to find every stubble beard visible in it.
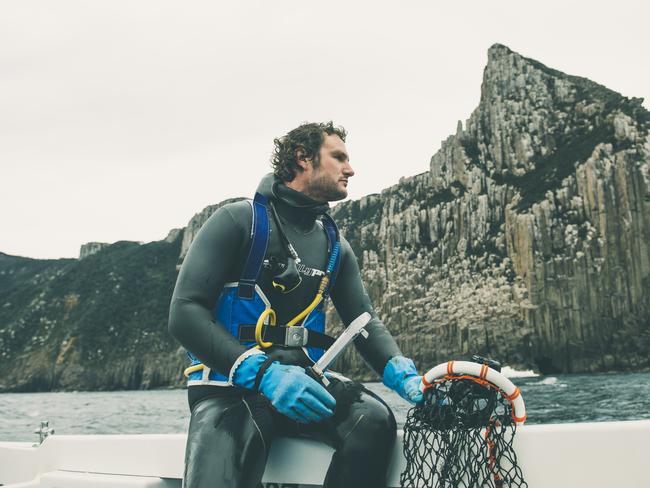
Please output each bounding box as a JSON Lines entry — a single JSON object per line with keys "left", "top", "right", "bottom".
{"left": 306, "top": 173, "right": 347, "bottom": 203}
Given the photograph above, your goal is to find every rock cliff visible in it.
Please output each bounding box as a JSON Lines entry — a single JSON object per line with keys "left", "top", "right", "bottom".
{"left": 0, "top": 241, "right": 184, "bottom": 392}
{"left": 79, "top": 242, "right": 109, "bottom": 260}
{"left": 328, "top": 44, "right": 650, "bottom": 378}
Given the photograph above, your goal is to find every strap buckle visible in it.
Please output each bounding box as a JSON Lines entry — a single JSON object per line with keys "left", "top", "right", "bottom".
{"left": 285, "top": 326, "right": 309, "bottom": 347}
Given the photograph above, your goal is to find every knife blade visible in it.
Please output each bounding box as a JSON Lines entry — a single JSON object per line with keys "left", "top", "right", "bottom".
{"left": 307, "top": 312, "right": 371, "bottom": 387}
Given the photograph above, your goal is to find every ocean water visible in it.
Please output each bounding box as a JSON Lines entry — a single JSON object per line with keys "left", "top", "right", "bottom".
{"left": 2, "top": 372, "right": 650, "bottom": 442}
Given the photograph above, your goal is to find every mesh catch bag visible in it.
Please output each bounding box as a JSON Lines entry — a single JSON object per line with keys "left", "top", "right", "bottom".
{"left": 401, "top": 359, "right": 527, "bottom": 488}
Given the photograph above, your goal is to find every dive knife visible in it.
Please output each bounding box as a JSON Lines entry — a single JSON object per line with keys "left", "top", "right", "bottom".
{"left": 306, "top": 312, "right": 371, "bottom": 387}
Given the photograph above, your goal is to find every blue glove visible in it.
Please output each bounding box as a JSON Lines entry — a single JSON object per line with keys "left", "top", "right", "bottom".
{"left": 383, "top": 356, "right": 423, "bottom": 404}
{"left": 232, "top": 353, "right": 336, "bottom": 424}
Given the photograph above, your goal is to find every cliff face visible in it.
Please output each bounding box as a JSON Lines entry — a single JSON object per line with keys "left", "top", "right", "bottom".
{"left": 0, "top": 241, "right": 185, "bottom": 392}
{"left": 328, "top": 44, "right": 650, "bottom": 378}
{"left": 1, "top": 45, "right": 648, "bottom": 392}
{"left": 79, "top": 242, "right": 109, "bottom": 260}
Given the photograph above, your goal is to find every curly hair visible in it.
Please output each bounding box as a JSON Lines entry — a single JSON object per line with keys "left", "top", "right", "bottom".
{"left": 271, "top": 121, "right": 347, "bottom": 181}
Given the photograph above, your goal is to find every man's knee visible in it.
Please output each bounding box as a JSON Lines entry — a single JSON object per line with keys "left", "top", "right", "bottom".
{"left": 323, "top": 388, "right": 396, "bottom": 488}
{"left": 334, "top": 386, "right": 396, "bottom": 454}
{"left": 353, "top": 392, "right": 396, "bottom": 444}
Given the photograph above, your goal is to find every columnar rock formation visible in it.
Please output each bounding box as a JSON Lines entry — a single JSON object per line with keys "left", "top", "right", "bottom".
{"left": 328, "top": 44, "right": 649, "bottom": 377}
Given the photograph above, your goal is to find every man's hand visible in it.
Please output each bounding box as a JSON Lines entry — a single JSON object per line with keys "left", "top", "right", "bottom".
{"left": 232, "top": 352, "right": 336, "bottom": 423}
{"left": 383, "top": 356, "right": 424, "bottom": 404}
{"left": 259, "top": 363, "right": 336, "bottom": 423}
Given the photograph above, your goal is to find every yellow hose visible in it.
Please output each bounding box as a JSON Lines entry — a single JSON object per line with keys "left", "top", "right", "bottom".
{"left": 286, "top": 275, "right": 329, "bottom": 327}
{"left": 287, "top": 293, "right": 321, "bottom": 326}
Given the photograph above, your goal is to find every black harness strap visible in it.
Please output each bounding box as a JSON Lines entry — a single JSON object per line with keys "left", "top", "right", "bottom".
{"left": 238, "top": 324, "right": 336, "bottom": 350}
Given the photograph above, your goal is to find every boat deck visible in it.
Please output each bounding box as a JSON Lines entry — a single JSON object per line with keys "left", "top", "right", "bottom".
{"left": 1, "top": 420, "right": 648, "bottom": 487}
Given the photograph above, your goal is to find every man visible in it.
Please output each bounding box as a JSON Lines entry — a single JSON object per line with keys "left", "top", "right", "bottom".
{"left": 168, "top": 121, "right": 423, "bottom": 488}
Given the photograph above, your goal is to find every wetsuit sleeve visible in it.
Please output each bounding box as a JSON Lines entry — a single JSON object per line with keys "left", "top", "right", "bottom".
{"left": 329, "top": 236, "right": 402, "bottom": 376}
{"left": 168, "top": 204, "right": 250, "bottom": 376}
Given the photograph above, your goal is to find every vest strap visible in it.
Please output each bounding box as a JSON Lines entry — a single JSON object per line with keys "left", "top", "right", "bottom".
{"left": 238, "top": 324, "right": 336, "bottom": 350}
{"left": 238, "top": 193, "right": 270, "bottom": 300}
{"left": 321, "top": 214, "right": 341, "bottom": 294}
{"left": 237, "top": 193, "right": 340, "bottom": 299}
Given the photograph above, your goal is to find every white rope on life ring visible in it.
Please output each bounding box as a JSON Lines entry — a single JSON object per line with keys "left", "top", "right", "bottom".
{"left": 420, "top": 360, "right": 527, "bottom": 425}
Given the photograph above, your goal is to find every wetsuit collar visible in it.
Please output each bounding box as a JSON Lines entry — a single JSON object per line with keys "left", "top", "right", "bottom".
{"left": 256, "top": 173, "right": 330, "bottom": 232}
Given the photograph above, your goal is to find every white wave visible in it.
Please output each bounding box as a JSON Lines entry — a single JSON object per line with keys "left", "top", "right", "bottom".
{"left": 538, "top": 376, "right": 558, "bottom": 385}
{"left": 501, "top": 365, "right": 539, "bottom": 378}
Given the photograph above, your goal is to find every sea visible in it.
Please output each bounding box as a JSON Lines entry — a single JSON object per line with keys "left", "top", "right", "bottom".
{"left": 2, "top": 371, "right": 650, "bottom": 443}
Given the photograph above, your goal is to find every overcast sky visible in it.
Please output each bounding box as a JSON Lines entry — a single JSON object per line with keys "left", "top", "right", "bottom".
{"left": 2, "top": 1, "right": 648, "bottom": 259}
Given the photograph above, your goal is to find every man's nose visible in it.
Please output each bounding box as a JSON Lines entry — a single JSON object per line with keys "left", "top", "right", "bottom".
{"left": 343, "top": 162, "right": 355, "bottom": 177}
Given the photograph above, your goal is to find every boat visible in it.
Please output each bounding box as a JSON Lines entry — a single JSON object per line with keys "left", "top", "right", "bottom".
{"left": 1, "top": 419, "right": 648, "bottom": 487}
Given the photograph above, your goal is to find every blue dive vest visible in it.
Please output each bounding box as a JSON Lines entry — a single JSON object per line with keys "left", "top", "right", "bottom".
{"left": 187, "top": 192, "right": 341, "bottom": 386}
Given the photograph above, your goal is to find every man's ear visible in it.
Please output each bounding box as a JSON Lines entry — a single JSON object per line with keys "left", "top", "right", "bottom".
{"left": 295, "top": 148, "right": 311, "bottom": 172}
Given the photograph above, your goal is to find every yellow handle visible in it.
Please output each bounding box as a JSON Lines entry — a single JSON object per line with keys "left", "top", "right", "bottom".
{"left": 255, "top": 308, "right": 276, "bottom": 348}
{"left": 183, "top": 363, "right": 205, "bottom": 377}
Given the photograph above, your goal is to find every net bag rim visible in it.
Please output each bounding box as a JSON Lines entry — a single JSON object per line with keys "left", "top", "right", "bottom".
{"left": 420, "top": 360, "right": 527, "bottom": 425}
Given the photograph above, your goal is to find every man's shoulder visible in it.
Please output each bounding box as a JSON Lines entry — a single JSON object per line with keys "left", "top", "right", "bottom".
{"left": 338, "top": 233, "right": 352, "bottom": 249}
{"left": 200, "top": 199, "right": 253, "bottom": 236}
{"left": 337, "top": 233, "right": 357, "bottom": 259}
{"left": 219, "top": 199, "right": 253, "bottom": 223}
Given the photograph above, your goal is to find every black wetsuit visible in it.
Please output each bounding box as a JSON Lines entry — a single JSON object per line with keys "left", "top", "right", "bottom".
{"left": 168, "top": 173, "right": 403, "bottom": 488}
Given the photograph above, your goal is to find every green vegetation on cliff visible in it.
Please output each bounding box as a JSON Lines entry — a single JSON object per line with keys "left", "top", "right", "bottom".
{"left": 0, "top": 238, "right": 184, "bottom": 392}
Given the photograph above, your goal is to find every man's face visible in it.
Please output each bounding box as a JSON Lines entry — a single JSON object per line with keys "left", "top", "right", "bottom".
{"left": 304, "top": 134, "right": 354, "bottom": 202}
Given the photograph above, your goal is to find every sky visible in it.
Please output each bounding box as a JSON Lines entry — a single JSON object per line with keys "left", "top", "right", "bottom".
{"left": 1, "top": 1, "right": 648, "bottom": 259}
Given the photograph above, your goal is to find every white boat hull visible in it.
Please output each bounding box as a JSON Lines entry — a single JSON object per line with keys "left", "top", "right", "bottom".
{"left": 1, "top": 420, "right": 648, "bottom": 487}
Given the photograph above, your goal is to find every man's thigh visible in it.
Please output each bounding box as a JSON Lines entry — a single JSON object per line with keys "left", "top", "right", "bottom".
{"left": 183, "top": 394, "right": 275, "bottom": 488}
{"left": 299, "top": 378, "right": 396, "bottom": 449}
